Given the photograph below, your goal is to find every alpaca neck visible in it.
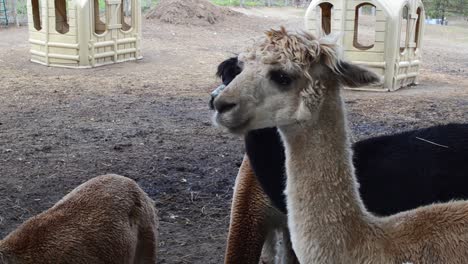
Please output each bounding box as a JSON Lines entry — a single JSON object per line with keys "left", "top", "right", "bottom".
{"left": 278, "top": 87, "right": 375, "bottom": 262}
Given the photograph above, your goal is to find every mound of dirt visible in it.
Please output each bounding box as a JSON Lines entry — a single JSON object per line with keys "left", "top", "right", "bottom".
{"left": 146, "top": 0, "right": 240, "bottom": 25}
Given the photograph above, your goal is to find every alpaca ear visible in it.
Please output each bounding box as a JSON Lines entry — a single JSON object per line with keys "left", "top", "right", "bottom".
{"left": 216, "top": 56, "right": 238, "bottom": 77}
{"left": 336, "top": 61, "right": 381, "bottom": 88}
{"left": 216, "top": 56, "right": 242, "bottom": 85}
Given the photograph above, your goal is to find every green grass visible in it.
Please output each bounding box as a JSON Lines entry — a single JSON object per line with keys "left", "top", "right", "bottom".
{"left": 99, "top": 0, "right": 158, "bottom": 11}
{"left": 142, "top": 0, "right": 159, "bottom": 11}
{"left": 98, "top": 0, "right": 106, "bottom": 11}
{"left": 16, "top": 4, "right": 27, "bottom": 15}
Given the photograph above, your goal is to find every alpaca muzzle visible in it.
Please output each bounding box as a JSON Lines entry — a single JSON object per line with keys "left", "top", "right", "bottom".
{"left": 209, "top": 84, "right": 226, "bottom": 110}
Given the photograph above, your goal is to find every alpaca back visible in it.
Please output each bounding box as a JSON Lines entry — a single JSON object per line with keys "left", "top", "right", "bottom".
{"left": 356, "top": 123, "right": 468, "bottom": 216}
{"left": 381, "top": 200, "right": 468, "bottom": 264}
{"left": 0, "top": 174, "right": 159, "bottom": 264}
{"left": 245, "top": 123, "right": 468, "bottom": 215}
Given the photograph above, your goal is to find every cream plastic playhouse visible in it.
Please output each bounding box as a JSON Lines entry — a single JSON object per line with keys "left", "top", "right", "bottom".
{"left": 305, "top": 0, "right": 425, "bottom": 91}
{"left": 27, "top": 0, "right": 142, "bottom": 68}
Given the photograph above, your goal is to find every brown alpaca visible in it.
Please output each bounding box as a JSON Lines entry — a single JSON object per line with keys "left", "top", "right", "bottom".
{"left": 212, "top": 27, "right": 468, "bottom": 263}
{"left": 225, "top": 155, "right": 296, "bottom": 264}
{"left": 0, "top": 174, "right": 159, "bottom": 264}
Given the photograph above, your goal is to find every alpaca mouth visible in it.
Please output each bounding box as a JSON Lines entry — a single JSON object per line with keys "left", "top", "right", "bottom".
{"left": 226, "top": 119, "right": 251, "bottom": 134}
{"left": 215, "top": 114, "right": 251, "bottom": 135}
{"left": 209, "top": 84, "right": 227, "bottom": 110}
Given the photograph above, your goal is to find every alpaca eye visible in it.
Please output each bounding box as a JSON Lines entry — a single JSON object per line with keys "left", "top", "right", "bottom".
{"left": 270, "top": 71, "right": 292, "bottom": 86}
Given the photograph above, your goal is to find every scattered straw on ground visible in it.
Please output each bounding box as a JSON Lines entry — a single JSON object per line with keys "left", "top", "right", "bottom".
{"left": 146, "top": 0, "right": 241, "bottom": 26}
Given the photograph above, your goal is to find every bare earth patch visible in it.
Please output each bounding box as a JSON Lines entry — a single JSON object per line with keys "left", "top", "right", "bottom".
{"left": 0, "top": 7, "right": 467, "bottom": 264}
{"left": 146, "top": 0, "right": 241, "bottom": 26}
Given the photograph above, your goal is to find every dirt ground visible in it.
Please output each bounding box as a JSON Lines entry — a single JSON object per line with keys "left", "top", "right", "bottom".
{"left": 0, "top": 7, "right": 467, "bottom": 264}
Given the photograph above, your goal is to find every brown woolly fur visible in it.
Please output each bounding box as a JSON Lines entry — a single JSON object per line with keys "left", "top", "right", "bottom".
{"left": 225, "top": 155, "right": 297, "bottom": 264}
{"left": 0, "top": 174, "right": 159, "bottom": 264}
{"left": 213, "top": 27, "right": 468, "bottom": 264}
{"left": 225, "top": 156, "right": 291, "bottom": 264}
{"left": 224, "top": 155, "right": 270, "bottom": 264}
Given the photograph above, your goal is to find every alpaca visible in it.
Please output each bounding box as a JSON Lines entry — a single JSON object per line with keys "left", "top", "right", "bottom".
{"left": 225, "top": 155, "right": 287, "bottom": 264}
{"left": 245, "top": 123, "right": 468, "bottom": 215}
{"left": 212, "top": 27, "right": 468, "bottom": 263}
{"left": 0, "top": 174, "right": 159, "bottom": 264}
{"left": 214, "top": 56, "right": 468, "bottom": 264}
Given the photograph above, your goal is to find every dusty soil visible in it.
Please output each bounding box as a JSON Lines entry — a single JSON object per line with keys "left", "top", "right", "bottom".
{"left": 0, "top": 7, "right": 467, "bottom": 264}
{"left": 146, "top": 0, "right": 240, "bottom": 25}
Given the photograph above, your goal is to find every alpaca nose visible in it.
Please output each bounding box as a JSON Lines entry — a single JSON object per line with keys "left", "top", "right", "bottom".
{"left": 214, "top": 98, "right": 237, "bottom": 114}
{"left": 209, "top": 84, "right": 227, "bottom": 110}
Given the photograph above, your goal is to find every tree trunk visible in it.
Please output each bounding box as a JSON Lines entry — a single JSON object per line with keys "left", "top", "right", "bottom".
{"left": 441, "top": 0, "right": 447, "bottom": 25}
{"left": 12, "top": 0, "right": 18, "bottom": 26}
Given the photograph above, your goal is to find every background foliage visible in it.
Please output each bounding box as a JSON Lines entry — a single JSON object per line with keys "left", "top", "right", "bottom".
{"left": 423, "top": 0, "right": 468, "bottom": 23}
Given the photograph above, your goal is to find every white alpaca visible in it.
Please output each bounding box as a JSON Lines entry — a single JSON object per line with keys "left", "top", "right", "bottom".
{"left": 0, "top": 174, "right": 159, "bottom": 264}
{"left": 212, "top": 27, "right": 468, "bottom": 263}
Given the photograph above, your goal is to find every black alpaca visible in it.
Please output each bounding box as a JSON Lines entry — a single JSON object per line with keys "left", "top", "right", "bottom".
{"left": 214, "top": 56, "right": 468, "bottom": 216}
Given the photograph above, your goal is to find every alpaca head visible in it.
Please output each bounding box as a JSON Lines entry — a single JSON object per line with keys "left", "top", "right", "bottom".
{"left": 209, "top": 56, "right": 241, "bottom": 110}
{"left": 212, "top": 27, "right": 380, "bottom": 134}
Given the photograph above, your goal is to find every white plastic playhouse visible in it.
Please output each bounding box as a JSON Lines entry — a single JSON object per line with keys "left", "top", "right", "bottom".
{"left": 305, "top": 0, "right": 425, "bottom": 91}
{"left": 27, "top": 0, "right": 142, "bottom": 68}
